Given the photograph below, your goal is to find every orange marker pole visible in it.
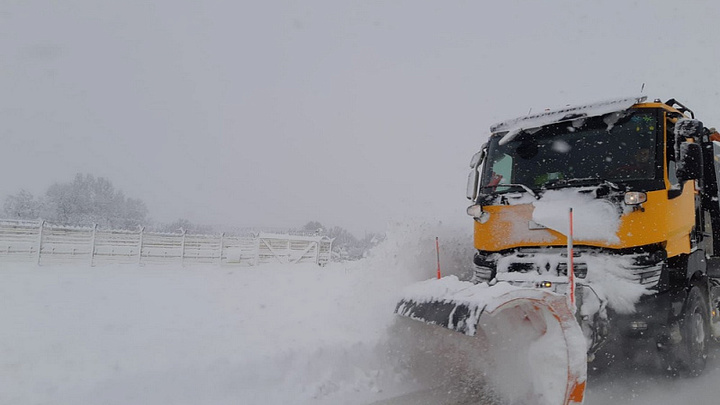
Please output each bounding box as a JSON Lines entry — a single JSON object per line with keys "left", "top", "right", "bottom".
{"left": 436, "top": 237, "right": 441, "bottom": 279}
{"left": 567, "top": 208, "right": 576, "bottom": 312}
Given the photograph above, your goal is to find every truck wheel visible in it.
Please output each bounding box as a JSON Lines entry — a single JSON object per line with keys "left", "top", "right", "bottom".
{"left": 679, "top": 286, "right": 709, "bottom": 377}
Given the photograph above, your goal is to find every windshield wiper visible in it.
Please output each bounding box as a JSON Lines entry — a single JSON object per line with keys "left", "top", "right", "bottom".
{"left": 544, "top": 178, "right": 621, "bottom": 190}
{"left": 500, "top": 183, "right": 539, "bottom": 199}
{"left": 505, "top": 183, "right": 539, "bottom": 199}
{"left": 479, "top": 183, "right": 539, "bottom": 200}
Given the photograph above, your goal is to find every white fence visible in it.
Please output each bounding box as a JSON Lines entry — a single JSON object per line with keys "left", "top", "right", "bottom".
{"left": 0, "top": 220, "right": 333, "bottom": 266}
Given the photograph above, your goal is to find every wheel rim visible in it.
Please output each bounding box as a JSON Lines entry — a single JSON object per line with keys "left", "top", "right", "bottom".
{"left": 692, "top": 310, "right": 705, "bottom": 348}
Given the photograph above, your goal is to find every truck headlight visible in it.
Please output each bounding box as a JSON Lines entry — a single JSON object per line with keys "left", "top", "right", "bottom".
{"left": 624, "top": 192, "right": 647, "bottom": 205}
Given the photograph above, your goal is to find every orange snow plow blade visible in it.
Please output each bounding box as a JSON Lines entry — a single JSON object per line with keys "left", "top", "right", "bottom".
{"left": 396, "top": 276, "right": 586, "bottom": 405}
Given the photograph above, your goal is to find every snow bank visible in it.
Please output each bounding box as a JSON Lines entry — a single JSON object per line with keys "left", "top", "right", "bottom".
{"left": 0, "top": 221, "right": 475, "bottom": 405}
{"left": 0, "top": 264, "right": 397, "bottom": 405}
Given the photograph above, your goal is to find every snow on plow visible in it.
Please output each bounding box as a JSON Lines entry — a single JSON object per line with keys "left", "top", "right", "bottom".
{"left": 396, "top": 277, "right": 586, "bottom": 405}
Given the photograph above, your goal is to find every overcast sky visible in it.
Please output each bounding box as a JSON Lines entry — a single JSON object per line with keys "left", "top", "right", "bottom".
{"left": 2, "top": 0, "right": 719, "bottom": 235}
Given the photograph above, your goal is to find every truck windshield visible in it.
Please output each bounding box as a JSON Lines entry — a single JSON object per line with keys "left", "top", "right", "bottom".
{"left": 480, "top": 110, "right": 661, "bottom": 194}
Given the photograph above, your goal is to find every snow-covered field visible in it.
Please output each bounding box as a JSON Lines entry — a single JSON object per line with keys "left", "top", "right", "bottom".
{"left": 1, "top": 222, "right": 720, "bottom": 404}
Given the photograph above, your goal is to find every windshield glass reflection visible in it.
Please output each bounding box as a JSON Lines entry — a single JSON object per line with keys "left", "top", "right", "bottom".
{"left": 480, "top": 111, "right": 659, "bottom": 193}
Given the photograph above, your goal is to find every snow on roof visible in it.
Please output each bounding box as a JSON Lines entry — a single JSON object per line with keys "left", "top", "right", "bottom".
{"left": 491, "top": 96, "right": 647, "bottom": 145}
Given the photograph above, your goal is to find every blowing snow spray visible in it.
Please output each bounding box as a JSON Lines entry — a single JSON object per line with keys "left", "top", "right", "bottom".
{"left": 396, "top": 218, "right": 587, "bottom": 405}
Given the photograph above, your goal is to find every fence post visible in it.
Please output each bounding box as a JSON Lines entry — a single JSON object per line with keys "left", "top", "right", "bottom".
{"left": 89, "top": 224, "right": 97, "bottom": 267}
{"left": 255, "top": 235, "right": 261, "bottom": 266}
{"left": 180, "top": 229, "right": 187, "bottom": 266}
{"left": 36, "top": 220, "right": 45, "bottom": 265}
{"left": 138, "top": 226, "right": 144, "bottom": 265}
{"left": 315, "top": 241, "right": 320, "bottom": 265}
{"left": 218, "top": 233, "right": 224, "bottom": 265}
{"left": 286, "top": 239, "right": 291, "bottom": 264}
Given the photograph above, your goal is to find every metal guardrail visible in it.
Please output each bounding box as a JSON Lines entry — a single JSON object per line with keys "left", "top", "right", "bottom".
{"left": 0, "top": 220, "right": 332, "bottom": 266}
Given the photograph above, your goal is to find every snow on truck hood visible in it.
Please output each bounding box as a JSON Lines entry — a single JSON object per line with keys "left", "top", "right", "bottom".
{"left": 531, "top": 188, "right": 621, "bottom": 244}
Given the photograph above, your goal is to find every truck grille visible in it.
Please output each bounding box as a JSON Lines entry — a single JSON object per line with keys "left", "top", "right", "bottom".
{"left": 623, "top": 263, "right": 663, "bottom": 286}
{"left": 489, "top": 248, "right": 664, "bottom": 288}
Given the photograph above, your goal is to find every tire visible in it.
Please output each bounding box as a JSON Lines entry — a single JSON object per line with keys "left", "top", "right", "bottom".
{"left": 678, "top": 286, "right": 709, "bottom": 377}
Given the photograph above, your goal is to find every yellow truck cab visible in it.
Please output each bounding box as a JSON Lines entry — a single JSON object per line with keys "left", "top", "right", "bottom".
{"left": 465, "top": 96, "right": 720, "bottom": 375}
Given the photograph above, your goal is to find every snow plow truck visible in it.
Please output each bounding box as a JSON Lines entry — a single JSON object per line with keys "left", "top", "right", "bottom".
{"left": 396, "top": 96, "right": 720, "bottom": 405}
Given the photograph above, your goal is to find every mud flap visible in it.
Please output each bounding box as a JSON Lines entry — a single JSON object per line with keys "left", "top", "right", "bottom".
{"left": 396, "top": 278, "right": 586, "bottom": 405}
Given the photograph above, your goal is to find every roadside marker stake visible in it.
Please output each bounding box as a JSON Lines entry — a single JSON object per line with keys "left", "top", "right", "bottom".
{"left": 436, "top": 237, "right": 441, "bottom": 279}
{"left": 568, "top": 208, "right": 576, "bottom": 312}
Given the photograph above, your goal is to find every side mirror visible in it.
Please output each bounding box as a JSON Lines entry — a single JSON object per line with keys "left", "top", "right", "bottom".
{"left": 677, "top": 142, "right": 703, "bottom": 181}
{"left": 466, "top": 145, "right": 487, "bottom": 200}
{"left": 674, "top": 119, "right": 704, "bottom": 162}
{"left": 466, "top": 169, "right": 479, "bottom": 200}
{"left": 469, "top": 144, "right": 487, "bottom": 169}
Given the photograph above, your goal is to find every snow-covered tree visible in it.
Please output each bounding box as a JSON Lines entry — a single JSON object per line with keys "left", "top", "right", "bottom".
{"left": 2, "top": 189, "right": 42, "bottom": 220}
{"left": 41, "top": 173, "right": 148, "bottom": 228}
{"left": 301, "top": 221, "right": 324, "bottom": 235}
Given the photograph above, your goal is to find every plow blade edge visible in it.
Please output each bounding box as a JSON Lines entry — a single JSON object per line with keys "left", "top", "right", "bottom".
{"left": 395, "top": 277, "right": 586, "bottom": 405}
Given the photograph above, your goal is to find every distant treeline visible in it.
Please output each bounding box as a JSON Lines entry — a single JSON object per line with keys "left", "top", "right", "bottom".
{"left": 2, "top": 174, "right": 213, "bottom": 234}
{"left": 3, "top": 174, "right": 148, "bottom": 229}
{"left": 3, "top": 173, "right": 383, "bottom": 261}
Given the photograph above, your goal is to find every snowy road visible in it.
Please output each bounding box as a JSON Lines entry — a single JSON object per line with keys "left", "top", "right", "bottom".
{"left": 0, "top": 224, "right": 469, "bottom": 405}
{"left": 2, "top": 224, "right": 720, "bottom": 404}
{"left": 370, "top": 385, "right": 499, "bottom": 405}
{"left": 371, "top": 348, "right": 720, "bottom": 405}
{"left": 584, "top": 348, "right": 720, "bottom": 404}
